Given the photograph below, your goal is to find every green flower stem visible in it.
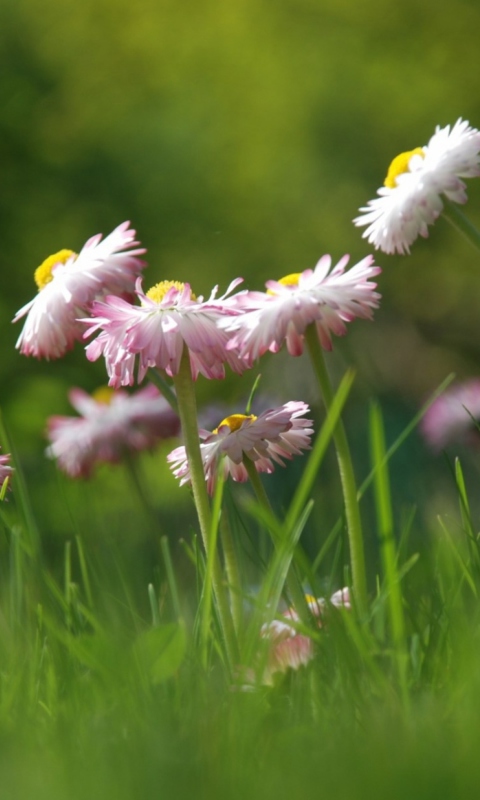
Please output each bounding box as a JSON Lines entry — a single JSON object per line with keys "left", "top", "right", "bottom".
{"left": 243, "top": 456, "right": 309, "bottom": 624}
{"left": 147, "top": 368, "right": 179, "bottom": 414}
{"left": 171, "top": 350, "right": 237, "bottom": 665}
{"left": 441, "top": 198, "right": 480, "bottom": 252}
{"left": 305, "top": 325, "right": 367, "bottom": 615}
{"left": 219, "top": 511, "right": 244, "bottom": 637}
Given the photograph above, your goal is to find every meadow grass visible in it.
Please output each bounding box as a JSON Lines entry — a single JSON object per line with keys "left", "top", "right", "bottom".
{"left": 1, "top": 391, "right": 480, "bottom": 800}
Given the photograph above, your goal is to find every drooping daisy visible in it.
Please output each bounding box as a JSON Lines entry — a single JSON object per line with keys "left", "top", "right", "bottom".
{"left": 83, "top": 277, "right": 247, "bottom": 386}
{"left": 167, "top": 401, "right": 313, "bottom": 495}
{"left": 13, "top": 222, "right": 146, "bottom": 359}
{"left": 46, "top": 384, "right": 180, "bottom": 478}
{"left": 0, "top": 450, "right": 14, "bottom": 495}
{"left": 254, "top": 588, "right": 351, "bottom": 685}
{"left": 421, "top": 379, "right": 480, "bottom": 452}
{"left": 218, "top": 255, "right": 381, "bottom": 362}
{"left": 354, "top": 118, "right": 480, "bottom": 254}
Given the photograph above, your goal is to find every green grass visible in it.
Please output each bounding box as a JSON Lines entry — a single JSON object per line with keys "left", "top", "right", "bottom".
{"left": 2, "top": 395, "right": 480, "bottom": 800}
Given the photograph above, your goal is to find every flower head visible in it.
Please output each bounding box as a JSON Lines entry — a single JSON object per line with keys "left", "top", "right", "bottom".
{"left": 219, "top": 255, "right": 381, "bottom": 361}
{"left": 167, "top": 400, "right": 313, "bottom": 495}
{"left": 84, "top": 277, "right": 247, "bottom": 386}
{"left": 13, "top": 222, "right": 146, "bottom": 359}
{"left": 0, "top": 450, "right": 14, "bottom": 496}
{"left": 421, "top": 379, "right": 480, "bottom": 451}
{"left": 354, "top": 118, "right": 480, "bottom": 254}
{"left": 46, "top": 384, "right": 180, "bottom": 478}
{"left": 254, "top": 588, "right": 351, "bottom": 685}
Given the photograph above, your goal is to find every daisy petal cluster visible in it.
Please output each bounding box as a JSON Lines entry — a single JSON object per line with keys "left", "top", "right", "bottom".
{"left": 0, "top": 450, "right": 14, "bottom": 495}
{"left": 84, "top": 278, "right": 246, "bottom": 385}
{"left": 354, "top": 118, "right": 480, "bottom": 254}
{"left": 255, "top": 588, "right": 351, "bottom": 685}
{"left": 167, "top": 401, "right": 313, "bottom": 495}
{"left": 46, "top": 384, "right": 180, "bottom": 478}
{"left": 13, "top": 222, "right": 146, "bottom": 359}
{"left": 219, "top": 255, "right": 381, "bottom": 361}
{"left": 421, "top": 379, "right": 480, "bottom": 451}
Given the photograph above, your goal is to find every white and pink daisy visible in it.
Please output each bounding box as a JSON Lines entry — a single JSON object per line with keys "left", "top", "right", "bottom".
{"left": 46, "top": 384, "right": 180, "bottom": 478}
{"left": 255, "top": 588, "right": 351, "bottom": 685}
{"left": 219, "top": 255, "right": 381, "bottom": 361}
{"left": 167, "top": 401, "right": 313, "bottom": 495}
{"left": 0, "top": 450, "right": 14, "bottom": 496}
{"left": 13, "top": 222, "right": 146, "bottom": 359}
{"left": 83, "top": 278, "right": 247, "bottom": 386}
{"left": 421, "top": 379, "right": 480, "bottom": 452}
{"left": 354, "top": 118, "right": 480, "bottom": 254}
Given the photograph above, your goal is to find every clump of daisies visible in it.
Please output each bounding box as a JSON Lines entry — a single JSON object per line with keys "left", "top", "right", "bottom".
{"left": 354, "top": 118, "right": 480, "bottom": 254}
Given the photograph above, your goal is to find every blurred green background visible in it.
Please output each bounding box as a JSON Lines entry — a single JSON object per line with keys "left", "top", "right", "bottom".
{"left": 2, "top": 0, "right": 480, "bottom": 589}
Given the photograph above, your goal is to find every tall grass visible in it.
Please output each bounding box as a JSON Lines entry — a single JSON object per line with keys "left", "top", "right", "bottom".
{"left": 1, "top": 390, "right": 480, "bottom": 800}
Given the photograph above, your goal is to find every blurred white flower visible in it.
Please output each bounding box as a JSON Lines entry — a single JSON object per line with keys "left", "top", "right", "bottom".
{"left": 421, "top": 379, "right": 480, "bottom": 451}
{"left": 354, "top": 118, "right": 480, "bottom": 254}
{"left": 46, "top": 384, "right": 179, "bottom": 478}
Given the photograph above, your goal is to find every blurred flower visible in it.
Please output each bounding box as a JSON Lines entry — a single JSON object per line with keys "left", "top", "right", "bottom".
{"left": 254, "top": 588, "right": 351, "bottom": 685}
{"left": 0, "top": 450, "right": 14, "bottom": 496}
{"left": 46, "top": 384, "right": 180, "bottom": 478}
{"left": 84, "top": 278, "right": 246, "bottom": 385}
{"left": 167, "top": 401, "right": 313, "bottom": 495}
{"left": 421, "top": 379, "right": 480, "bottom": 451}
{"left": 218, "top": 255, "right": 381, "bottom": 361}
{"left": 13, "top": 222, "right": 146, "bottom": 359}
{"left": 354, "top": 118, "right": 480, "bottom": 254}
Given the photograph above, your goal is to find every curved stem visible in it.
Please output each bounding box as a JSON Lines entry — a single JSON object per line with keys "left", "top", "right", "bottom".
{"left": 441, "top": 198, "right": 480, "bottom": 252}
{"left": 171, "top": 350, "right": 237, "bottom": 665}
{"left": 305, "top": 325, "right": 367, "bottom": 615}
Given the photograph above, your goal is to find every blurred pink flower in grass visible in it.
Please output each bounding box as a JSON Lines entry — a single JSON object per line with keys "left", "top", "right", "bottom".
{"left": 13, "top": 222, "right": 146, "bottom": 359}
{"left": 354, "top": 118, "right": 480, "bottom": 254}
{"left": 253, "top": 588, "right": 351, "bottom": 686}
{"left": 46, "top": 384, "right": 180, "bottom": 478}
{"left": 219, "top": 255, "right": 381, "bottom": 362}
{"left": 0, "top": 450, "right": 14, "bottom": 496}
{"left": 421, "top": 379, "right": 480, "bottom": 451}
{"left": 84, "top": 278, "right": 247, "bottom": 385}
{"left": 167, "top": 400, "right": 313, "bottom": 495}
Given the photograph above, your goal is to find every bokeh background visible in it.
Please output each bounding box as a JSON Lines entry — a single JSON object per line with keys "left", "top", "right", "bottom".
{"left": 2, "top": 0, "right": 480, "bottom": 598}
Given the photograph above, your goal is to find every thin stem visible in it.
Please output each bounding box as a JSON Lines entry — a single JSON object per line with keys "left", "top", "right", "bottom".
{"left": 243, "top": 457, "right": 309, "bottom": 623}
{"left": 305, "top": 325, "right": 367, "bottom": 615}
{"left": 219, "top": 511, "right": 244, "bottom": 637}
{"left": 171, "top": 350, "right": 237, "bottom": 666}
{"left": 441, "top": 198, "right": 480, "bottom": 252}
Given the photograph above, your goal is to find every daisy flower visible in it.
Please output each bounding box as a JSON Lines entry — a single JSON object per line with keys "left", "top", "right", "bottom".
{"left": 167, "top": 400, "right": 313, "bottom": 495}
{"left": 421, "top": 379, "right": 480, "bottom": 451}
{"left": 46, "top": 384, "right": 180, "bottom": 478}
{"left": 254, "top": 588, "right": 351, "bottom": 685}
{"left": 354, "top": 118, "right": 480, "bottom": 254}
{"left": 13, "top": 221, "right": 146, "bottom": 359}
{"left": 0, "top": 450, "right": 14, "bottom": 496}
{"left": 84, "top": 277, "right": 247, "bottom": 386}
{"left": 219, "top": 255, "right": 381, "bottom": 361}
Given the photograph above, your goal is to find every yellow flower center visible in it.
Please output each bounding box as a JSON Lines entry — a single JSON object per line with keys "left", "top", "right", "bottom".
{"left": 266, "top": 273, "right": 301, "bottom": 295}
{"left": 146, "top": 280, "right": 195, "bottom": 303}
{"left": 34, "top": 249, "right": 77, "bottom": 290}
{"left": 383, "top": 147, "right": 425, "bottom": 188}
{"left": 91, "top": 386, "right": 115, "bottom": 405}
{"left": 213, "top": 413, "right": 257, "bottom": 434}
